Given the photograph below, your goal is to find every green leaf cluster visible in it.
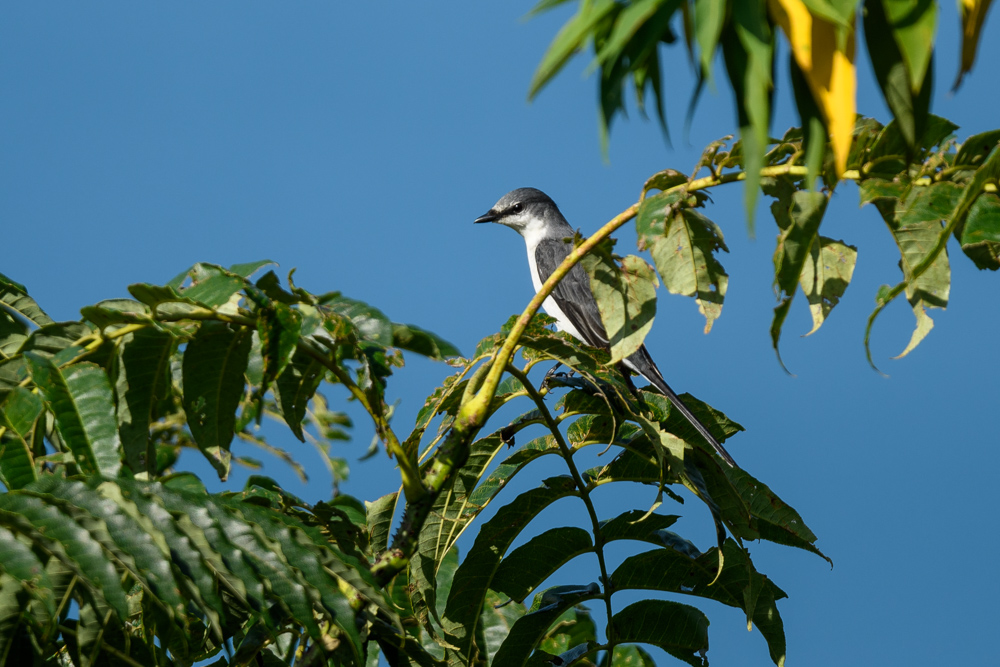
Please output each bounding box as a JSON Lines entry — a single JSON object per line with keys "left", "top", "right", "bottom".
{"left": 0, "top": 256, "right": 824, "bottom": 666}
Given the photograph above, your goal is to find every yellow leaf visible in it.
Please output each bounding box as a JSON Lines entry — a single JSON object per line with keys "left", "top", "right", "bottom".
{"left": 954, "top": 0, "right": 995, "bottom": 89}
{"left": 768, "top": 0, "right": 856, "bottom": 176}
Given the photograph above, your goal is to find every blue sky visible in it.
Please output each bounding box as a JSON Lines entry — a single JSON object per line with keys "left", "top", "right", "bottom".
{"left": 2, "top": 3, "right": 999, "bottom": 665}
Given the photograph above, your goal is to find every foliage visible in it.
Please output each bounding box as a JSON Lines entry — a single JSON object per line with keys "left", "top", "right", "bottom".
{"left": 529, "top": 0, "right": 994, "bottom": 191}
{"left": 0, "top": 255, "right": 825, "bottom": 666}
{"left": 529, "top": 0, "right": 1000, "bottom": 367}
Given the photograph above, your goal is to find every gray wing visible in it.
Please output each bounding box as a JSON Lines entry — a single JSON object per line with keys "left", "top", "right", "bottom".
{"left": 534, "top": 238, "right": 609, "bottom": 349}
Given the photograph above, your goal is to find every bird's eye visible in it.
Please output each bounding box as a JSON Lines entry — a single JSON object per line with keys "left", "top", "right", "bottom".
{"left": 511, "top": 203, "right": 524, "bottom": 214}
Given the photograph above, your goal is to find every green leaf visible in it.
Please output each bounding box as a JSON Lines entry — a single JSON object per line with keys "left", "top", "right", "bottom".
{"left": 0, "top": 492, "right": 130, "bottom": 621}
{"left": 612, "top": 539, "right": 787, "bottom": 666}
{"left": 274, "top": 349, "right": 325, "bottom": 442}
{"left": 257, "top": 302, "right": 302, "bottom": 389}
{"left": 323, "top": 295, "right": 394, "bottom": 346}
{"left": 585, "top": 252, "right": 658, "bottom": 364}
{"left": 17, "top": 321, "right": 94, "bottom": 358}
{"left": 863, "top": 182, "right": 960, "bottom": 358}
{"left": 24, "top": 354, "right": 121, "bottom": 477}
{"left": 80, "top": 299, "right": 154, "bottom": 330}
{"left": 769, "top": 190, "right": 829, "bottom": 369}
{"left": 722, "top": 0, "right": 774, "bottom": 231}
{"left": 606, "top": 644, "right": 657, "bottom": 667}
{"left": 528, "top": 0, "right": 617, "bottom": 100}
{"left": 115, "top": 327, "right": 175, "bottom": 475}
{"left": 443, "top": 477, "right": 578, "bottom": 660}
{"left": 800, "top": 236, "right": 858, "bottom": 335}
{"left": 958, "top": 193, "right": 1000, "bottom": 270}
{"left": 864, "top": 0, "right": 932, "bottom": 151}
{"left": 954, "top": 129, "right": 1000, "bottom": 168}
{"left": 609, "top": 600, "right": 709, "bottom": 667}
{"left": 599, "top": 509, "right": 680, "bottom": 544}
{"left": 491, "top": 584, "right": 602, "bottom": 667}
{"left": 492, "top": 527, "right": 593, "bottom": 603}
{"left": 0, "top": 274, "right": 54, "bottom": 330}
{"left": 481, "top": 589, "right": 527, "bottom": 665}
{"left": 0, "top": 526, "right": 53, "bottom": 615}
{"left": 391, "top": 322, "right": 461, "bottom": 360}
{"left": 638, "top": 200, "right": 729, "bottom": 333}
{"left": 694, "top": 0, "right": 725, "bottom": 82}
{"left": 879, "top": 0, "right": 937, "bottom": 94}
{"left": 181, "top": 322, "right": 253, "bottom": 479}
{"left": 366, "top": 491, "right": 398, "bottom": 556}
{"left": 595, "top": 0, "right": 678, "bottom": 67}
{"left": 179, "top": 263, "right": 248, "bottom": 308}
{"left": 227, "top": 259, "right": 276, "bottom": 279}
{"left": 0, "top": 310, "right": 28, "bottom": 361}
{"left": 0, "top": 388, "right": 42, "bottom": 489}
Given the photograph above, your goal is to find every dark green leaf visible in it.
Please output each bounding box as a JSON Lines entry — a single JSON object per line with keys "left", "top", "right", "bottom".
{"left": 0, "top": 274, "right": 54, "bottom": 330}
{"left": 443, "top": 477, "right": 578, "bottom": 660}
{"left": 24, "top": 354, "right": 121, "bottom": 477}
{"left": 182, "top": 322, "right": 253, "bottom": 479}
{"left": 391, "top": 323, "right": 461, "bottom": 360}
{"left": 529, "top": 0, "right": 617, "bottom": 100}
{"left": 954, "top": 129, "right": 1000, "bottom": 168}
{"left": 274, "top": 349, "right": 325, "bottom": 442}
{"left": 180, "top": 263, "right": 248, "bottom": 308}
{"left": 228, "top": 260, "right": 277, "bottom": 279}
{"left": 610, "top": 600, "right": 709, "bottom": 667}
{"left": 864, "top": 0, "right": 932, "bottom": 151}
{"left": 115, "top": 327, "right": 175, "bottom": 475}
{"left": 491, "top": 584, "right": 602, "bottom": 667}
{"left": 0, "top": 388, "right": 42, "bottom": 489}
{"left": 17, "top": 321, "right": 94, "bottom": 359}
{"left": 880, "top": 0, "right": 937, "bottom": 94}
{"left": 492, "top": 527, "right": 593, "bottom": 603}
{"left": 958, "top": 193, "right": 1000, "bottom": 270}
{"left": 366, "top": 491, "right": 397, "bottom": 557}
{"left": 80, "top": 299, "right": 154, "bottom": 330}
{"left": 257, "top": 302, "right": 302, "bottom": 389}
{"left": 723, "top": 0, "right": 774, "bottom": 230}
{"left": 323, "top": 295, "right": 394, "bottom": 346}
{"left": 770, "top": 191, "right": 829, "bottom": 370}
{"left": 694, "top": 0, "right": 725, "bottom": 82}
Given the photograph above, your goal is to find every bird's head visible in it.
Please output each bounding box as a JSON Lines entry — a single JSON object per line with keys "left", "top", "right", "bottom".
{"left": 474, "top": 187, "right": 566, "bottom": 237}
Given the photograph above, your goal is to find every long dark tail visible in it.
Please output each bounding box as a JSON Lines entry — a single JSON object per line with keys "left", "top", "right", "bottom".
{"left": 624, "top": 346, "right": 738, "bottom": 468}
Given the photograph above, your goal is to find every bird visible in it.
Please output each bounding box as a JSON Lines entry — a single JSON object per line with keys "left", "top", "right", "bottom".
{"left": 475, "top": 187, "right": 737, "bottom": 468}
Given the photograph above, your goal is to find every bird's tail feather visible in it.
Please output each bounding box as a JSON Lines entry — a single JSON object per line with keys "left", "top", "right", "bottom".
{"left": 626, "top": 347, "right": 738, "bottom": 468}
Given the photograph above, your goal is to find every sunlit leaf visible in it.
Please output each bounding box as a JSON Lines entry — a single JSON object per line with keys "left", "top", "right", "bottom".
{"left": 585, "top": 253, "right": 658, "bottom": 364}
{"left": 638, "top": 200, "right": 729, "bottom": 333}
{"left": 529, "top": 0, "right": 617, "bottom": 100}
{"left": 864, "top": 0, "right": 932, "bottom": 151}
{"left": 769, "top": 0, "right": 856, "bottom": 174}
{"left": 880, "top": 0, "right": 937, "bottom": 94}
{"left": 954, "top": 0, "right": 996, "bottom": 89}
{"left": 24, "top": 354, "right": 121, "bottom": 477}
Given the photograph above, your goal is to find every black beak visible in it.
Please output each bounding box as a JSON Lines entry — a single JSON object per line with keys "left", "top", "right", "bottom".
{"left": 474, "top": 209, "right": 498, "bottom": 224}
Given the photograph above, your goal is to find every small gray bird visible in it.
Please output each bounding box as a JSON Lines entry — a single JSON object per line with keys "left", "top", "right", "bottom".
{"left": 475, "top": 187, "right": 737, "bottom": 468}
